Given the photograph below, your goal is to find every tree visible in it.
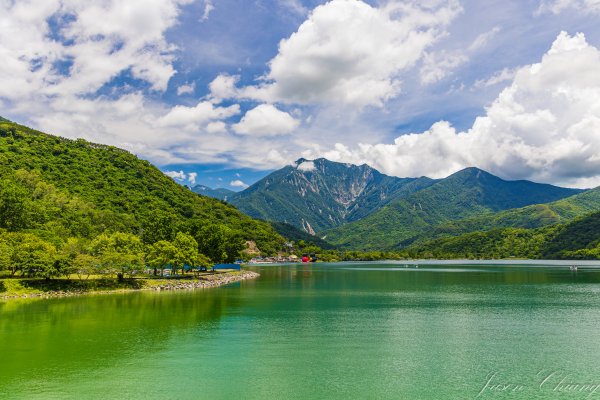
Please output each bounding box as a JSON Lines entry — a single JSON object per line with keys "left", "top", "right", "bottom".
{"left": 11, "top": 234, "right": 57, "bottom": 279}
{"left": 0, "top": 180, "right": 30, "bottom": 231}
{"left": 192, "top": 253, "right": 213, "bottom": 277}
{"left": 146, "top": 240, "right": 180, "bottom": 276}
{"left": 73, "top": 254, "right": 101, "bottom": 280}
{"left": 173, "top": 232, "right": 199, "bottom": 274}
{"left": 0, "top": 234, "right": 12, "bottom": 273}
{"left": 90, "top": 232, "right": 144, "bottom": 281}
{"left": 140, "top": 211, "right": 176, "bottom": 245}
{"left": 195, "top": 224, "right": 227, "bottom": 263}
{"left": 223, "top": 229, "right": 246, "bottom": 263}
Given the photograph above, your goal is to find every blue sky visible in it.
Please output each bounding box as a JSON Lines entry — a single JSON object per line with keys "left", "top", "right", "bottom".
{"left": 2, "top": 0, "right": 600, "bottom": 189}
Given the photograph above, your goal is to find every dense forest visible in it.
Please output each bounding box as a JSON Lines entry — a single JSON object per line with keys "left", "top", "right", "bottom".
{"left": 0, "top": 118, "right": 285, "bottom": 279}
{"left": 323, "top": 167, "right": 584, "bottom": 250}
{"left": 291, "top": 211, "right": 600, "bottom": 261}
{"left": 401, "top": 211, "right": 600, "bottom": 260}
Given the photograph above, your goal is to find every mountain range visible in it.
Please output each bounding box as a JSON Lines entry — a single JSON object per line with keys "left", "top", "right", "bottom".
{"left": 197, "top": 158, "right": 597, "bottom": 251}
{"left": 191, "top": 185, "right": 236, "bottom": 201}
{"left": 3, "top": 115, "right": 599, "bottom": 259}
{"left": 227, "top": 158, "right": 435, "bottom": 233}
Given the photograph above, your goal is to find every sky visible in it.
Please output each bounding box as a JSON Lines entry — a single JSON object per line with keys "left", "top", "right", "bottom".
{"left": 2, "top": 0, "right": 600, "bottom": 189}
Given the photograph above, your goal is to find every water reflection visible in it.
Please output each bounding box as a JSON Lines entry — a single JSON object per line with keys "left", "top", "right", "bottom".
{"left": 0, "top": 286, "right": 245, "bottom": 389}
{"left": 3, "top": 262, "right": 600, "bottom": 399}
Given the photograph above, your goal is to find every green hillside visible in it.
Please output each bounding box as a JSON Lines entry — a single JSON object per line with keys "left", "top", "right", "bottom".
{"left": 542, "top": 211, "right": 600, "bottom": 259}
{"left": 0, "top": 118, "right": 284, "bottom": 262}
{"left": 414, "top": 187, "right": 600, "bottom": 244}
{"left": 325, "top": 168, "right": 583, "bottom": 250}
{"left": 407, "top": 211, "right": 600, "bottom": 260}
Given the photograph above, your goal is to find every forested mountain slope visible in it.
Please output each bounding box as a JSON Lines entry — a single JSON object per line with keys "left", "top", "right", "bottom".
{"left": 325, "top": 167, "right": 583, "bottom": 250}
{"left": 0, "top": 118, "right": 284, "bottom": 258}
{"left": 407, "top": 211, "right": 600, "bottom": 260}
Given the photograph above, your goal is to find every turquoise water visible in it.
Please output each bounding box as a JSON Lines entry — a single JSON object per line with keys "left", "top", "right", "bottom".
{"left": 3, "top": 262, "right": 600, "bottom": 399}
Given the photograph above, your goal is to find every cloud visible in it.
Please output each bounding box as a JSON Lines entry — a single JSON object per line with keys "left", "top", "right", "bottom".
{"left": 537, "top": 0, "right": 600, "bottom": 14}
{"left": 232, "top": 104, "right": 299, "bottom": 136}
{"left": 177, "top": 82, "right": 196, "bottom": 96}
{"left": 0, "top": 0, "right": 191, "bottom": 100}
{"left": 209, "top": 74, "right": 240, "bottom": 100}
{"left": 0, "top": 0, "right": 246, "bottom": 167}
{"left": 235, "top": 0, "right": 462, "bottom": 107}
{"left": 474, "top": 67, "right": 518, "bottom": 88}
{"left": 205, "top": 121, "right": 228, "bottom": 134}
{"left": 420, "top": 51, "right": 468, "bottom": 84}
{"left": 297, "top": 160, "right": 316, "bottom": 171}
{"left": 164, "top": 170, "right": 187, "bottom": 180}
{"left": 280, "top": 0, "right": 309, "bottom": 16}
{"left": 229, "top": 179, "right": 249, "bottom": 188}
{"left": 157, "top": 101, "right": 240, "bottom": 130}
{"left": 188, "top": 172, "right": 197, "bottom": 185}
{"left": 468, "top": 26, "right": 501, "bottom": 52}
{"left": 201, "top": 0, "right": 215, "bottom": 21}
{"left": 420, "top": 26, "right": 501, "bottom": 85}
{"left": 307, "top": 32, "right": 600, "bottom": 188}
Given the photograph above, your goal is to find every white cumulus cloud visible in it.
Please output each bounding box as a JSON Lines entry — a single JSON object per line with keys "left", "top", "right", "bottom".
{"left": 188, "top": 172, "right": 197, "bottom": 185}
{"left": 164, "top": 170, "right": 187, "bottom": 180}
{"left": 157, "top": 101, "right": 240, "bottom": 130}
{"left": 233, "top": 104, "right": 299, "bottom": 136}
{"left": 177, "top": 82, "right": 196, "bottom": 96}
{"left": 297, "top": 160, "right": 316, "bottom": 171}
{"left": 229, "top": 179, "right": 249, "bottom": 188}
{"left": 0, "top": 0, "right": 191, "bottom": 100}
{"left": 236, "top": 0, "right": 462, "bottom": 107}
{"left": 308, "top": 32, "right": 600, "bottom": 188}
{"left": 209, "top": 74, "right": 240, "bottom": 100}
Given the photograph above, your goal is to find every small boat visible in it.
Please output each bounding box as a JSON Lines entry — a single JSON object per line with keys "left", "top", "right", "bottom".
{"left": 570, "top": 265, "right": 578, "bottom": 272}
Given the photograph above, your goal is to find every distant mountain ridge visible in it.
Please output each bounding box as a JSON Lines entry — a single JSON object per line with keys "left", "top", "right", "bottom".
{"left": 228, "top": 158, "right": 587, "bottom": 250}
{"left": 191, "top": 185, "right": 236, "bottom": 201}
{"left": 228, "top": 158, "right": 435, "bottom": 233}
{"left": 324, "top": 167, "right": 584, "bottom": 249}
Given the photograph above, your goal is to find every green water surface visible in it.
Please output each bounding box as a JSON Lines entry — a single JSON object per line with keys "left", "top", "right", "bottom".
{"left": 3, "top": 261, "right": 600, "bottom": 399}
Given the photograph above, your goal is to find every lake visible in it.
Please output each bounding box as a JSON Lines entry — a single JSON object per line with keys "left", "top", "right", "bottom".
{"left": 3, "top": 261, "right": 600, "bottom": 399}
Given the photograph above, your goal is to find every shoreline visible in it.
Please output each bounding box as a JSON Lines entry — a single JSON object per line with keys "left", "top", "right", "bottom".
{"left": 0, "top": 270, "right": 260, "bottom": 301}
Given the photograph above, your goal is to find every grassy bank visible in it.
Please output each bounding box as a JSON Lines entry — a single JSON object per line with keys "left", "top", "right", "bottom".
{"left": 0, "top": 270, "right": 259, "bottom": 300}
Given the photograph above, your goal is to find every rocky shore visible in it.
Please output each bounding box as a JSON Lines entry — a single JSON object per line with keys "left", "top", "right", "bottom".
{"left": 0, "top": 270, "right": 260, "bottom": 300}
{"left": 152, "top": 271, "right": 260, "bottom": 291}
